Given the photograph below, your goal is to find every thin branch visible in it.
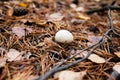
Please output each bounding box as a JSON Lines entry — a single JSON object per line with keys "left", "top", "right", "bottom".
{"left": 112, "top": 30, "right": 120, "bottom": 37}
{"left": 108, "top": 9, "right": 114, "bottom": 30}
{"left": 108, "top": 8, "right": 120, "bottom": 37}
{"left": 87, "top": 6, "right": 120, "bottom": 14}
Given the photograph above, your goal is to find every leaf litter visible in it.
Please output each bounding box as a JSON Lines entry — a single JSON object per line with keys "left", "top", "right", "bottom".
{"left": 0, "top": 0, "right": 120, "bottom": 80}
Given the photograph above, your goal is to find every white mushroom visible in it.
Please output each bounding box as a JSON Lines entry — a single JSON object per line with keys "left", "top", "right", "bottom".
{"left": 55, "top": 30, "right": 74, "bottom": 43}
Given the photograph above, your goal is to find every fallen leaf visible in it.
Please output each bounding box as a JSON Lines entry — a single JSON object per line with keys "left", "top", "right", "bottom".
{"left": 88, "top": 35, "right": 102, "bottom": 43}
{"left": 19, "top": 3, "right": 28, "bottom": 7}
{"left": 27, "top": 75, "right": 39, "bottom": 80}
{"left": 83, "top": 53, "right": 106, "bottom": 63}
{"left": 7, "top": 49, "right": 23, "bottom": 61}
{"left": 94, "top": 0, "right": 100, "bottom": 2}
{"left": 77, "top": 13, "right": 90, "bottom": 20}
{"left": 71, "top": 50, "right": 105, "bottom": 63}
{"left": 7, "top": 7, "right": 14, "bottom": 16}
{"left": 47, "top": 12, "right": 64, "bottom": 21}
{"left": 75, "top": 7, "right": 85, "bottom": 12}
{"left": 113, "top": 62, "right": 120, "bottom": 74}
{"left": 114, "top": 52, "right": 120, "bottom": 58}
{"left": 70, "top": 4, "right": 77, "bottom": 8}
{"left": 87, "top": 35, "right": 102, "bottom": 46}
{"left": 12, "top": 27, "right": 25, "bottom": 38}
{"left": 55, "top": 70, "right": 86, "bottom": 80}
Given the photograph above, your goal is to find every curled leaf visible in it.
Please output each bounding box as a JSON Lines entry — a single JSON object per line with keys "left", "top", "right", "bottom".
{"left": 77, "top": 13, "right": 90, "bottom": 20}
{"left": 114, "top": 52, "right": 120, "bottom": 58}
{"left": 83, "top": 52, "right": 106, "bottom": 63}
{"left": 113, "top": 62, "right": 120, "bottom": 74}
{"left": 59, "top": 70, "right": 86, "bottom": 80}
{"left": 71, "top": 50, "right": 105, "bottom": 63}
{"left": 19, "top": 3, "right": 28, "bottom": 7}
{"left": 7, "top": 49, "right": 23, "bottom": 61}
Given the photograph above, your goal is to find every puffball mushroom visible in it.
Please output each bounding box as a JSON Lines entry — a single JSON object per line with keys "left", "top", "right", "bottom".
{"left": 55, "top": 30, "right": 74, "bottom": 43}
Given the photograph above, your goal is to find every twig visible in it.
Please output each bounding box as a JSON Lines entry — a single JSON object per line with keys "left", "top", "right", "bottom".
{"left": 108, "top": 8, "right": 114, "bottom": 30}
{"left": 39, "top": 8, "right": 120, "bottom": 80}
{"left": 86, "top": 6, "right": 120, "bottom": 14}
{"left": 107, "top": 8, "right": 120, "bottom": 37}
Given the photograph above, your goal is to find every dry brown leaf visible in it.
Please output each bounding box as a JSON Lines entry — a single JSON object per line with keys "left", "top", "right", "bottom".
{"left": 87, "top": 35, "right": 102, "bottom": 46}
{"left": 113, "top": 62, "right": 120, "bottom": 74}
{"left": 27, "top": 75, "right": 39, "bottom": 80}
{"left": 70, "top": 3, "right": 85, "bottom": 12}
{"left": 7, "top": 7, "right": 14, "bottom": 16}
{"left": 77, "top": 13, "right": 90, "bottom": 20}
{"left": 47, "top": 12, "right": 64, "bottom": 21}
{"left": 84, "top": 53, "right": 106, "bottom": 63}
{"left": 71, "top": 50, "right": 105, "bottom": 63}
{"left": 88, "top": 35, "right": 102, "bottom": 43}
{"left": 7, "top": 49, "right": 23, "bottom": 61}
{"left": 94, "top": 0, "right": 100, "bottom": 2}
{"left": 70, "top": 4, "right": 77, "bottom": 8}
{"left": 19, "top": 2, "right": 28, "bottom": 7}
{"left": 55, "top": 70, "right": 86, "bottom": 80}
{"left": 12, "top": 27, "right": 25, "bottom": 38}
{"left": 114, "top": 52, "right": 120, "bottom": 58}
{"left": 75, "top": 7, "right": 85, "bottom": 12}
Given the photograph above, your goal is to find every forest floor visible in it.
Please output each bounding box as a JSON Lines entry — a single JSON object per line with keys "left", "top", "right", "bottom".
{"left": 0, "top": 0, "right": 120, "bottom": 80}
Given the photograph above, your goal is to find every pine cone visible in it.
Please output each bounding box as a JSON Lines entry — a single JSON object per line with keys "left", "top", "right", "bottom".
{"left": 13, "top": 7, "right": 29, "bottom": 16}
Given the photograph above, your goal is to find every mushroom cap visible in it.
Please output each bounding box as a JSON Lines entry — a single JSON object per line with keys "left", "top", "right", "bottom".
{"left": 55, "top": 30, "right": 73, "bottom": 43}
